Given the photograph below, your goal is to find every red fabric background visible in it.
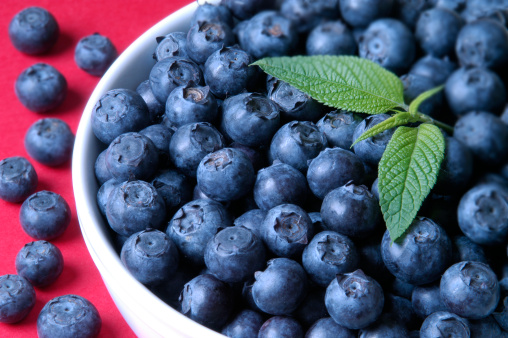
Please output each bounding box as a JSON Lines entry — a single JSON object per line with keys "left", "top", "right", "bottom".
{"left": 0, "top": 0, "right": 192, "bottom": 337}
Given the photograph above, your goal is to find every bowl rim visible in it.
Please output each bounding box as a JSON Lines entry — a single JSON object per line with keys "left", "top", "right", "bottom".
{"left": 72, "top": 3, "right": 226, "bottom": 337}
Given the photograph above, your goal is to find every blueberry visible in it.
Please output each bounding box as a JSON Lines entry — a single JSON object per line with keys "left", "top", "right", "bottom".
{"left": 121, "top": 229, "right": 179, "bottom": 286}
{"left": 261, "top": 204, "right": 314, "bottom": 258}
{"left": 306, "top": 317, "right": 356, "bottom": 338}
{"left": 139, "top": 124, "right": 174, "bottom": 166}
{"left": 358, "top": 19, "right": 415, "bottom": 75}
{"left": 352, "top": 114, "right": 395, "bottom": 166}
{"left": 457, "top": 183, "right": 508, "bottom": 246}
{"left": 20, "top": 190, "right": 71, "bottom": 240}
{"left": 357, "top": 239, "right": 392, "bottom": 285}
{"left": 453, "top": 111, "right": 508, "bottom": 166}
{"left": 230, "top": 142, "right": 266, "bottom": 172}
{"left": 455, "top": 19, "right": 508, "bottom": 70}
{"left": 197, "top": 148, "right": 255, "bottom": 202}
{"left": 440, "top": 261, "right": 500, "bottom": 319}
{"left": 307, "top": 148, "right": 365, "bottom": 200}
{"left": 94, "top": 150, "right": 113, "bottom": 186}
{"left": 179, "top": 274, "right": 234, "bottom": 330}
{"left": 221, "top": 93, "right": 280, "bottom": 147}
{"left": 0, "top": 156, "right": 37, "bottom": 203}
{"left": 150, "top": 169, "right": 192, "bottom": 215}
{"left": 280, "top": 0, "right": 340, "bottom": 33}
{"left": 186, "top": 21, "right": 234, "bottom": 65}
{"left": 149, "top": 56, "right": 203, "bottom": 104}
{"left": 302, "top": 231, "right": 359, "bottom": 287}
{"left": 409, "top": 55, "right": 457, "bottom": 86}
{"left": 419, "top": 311, "right": 471, "bottom": 338}
{"left": 252, "top": 258, "right": 308, "bottom": 315}
{"left": 9, "top": 7, "right": 59, "bottom": 54}
{"left": 469, "top": 316, "right": 506, "bottom": 337}
{"left": 74, "top": 33, "right": 117, "bottom": 76}
{"left": 233, "top": 209, "right": 266, "bottom": 238}
{"left": 460, "top": 0, "right": 508, "bottom": 23}
{"left": 316, "top": 110, "right": 363, "bottom": 150}
{"left": 258, "top": 316, "right": 304, "bottom": 338}
{"left": 236, "top": 11, "right": 297, "bottom": 59}
{"left": 169, "top": 122, "right": 225, "bottom": 178}
{"left": 37, "top": 295, "right": 101, "bottom": 338}
{"left": 96, "top": 178, "right": 121, "bottom": 216}
{"left": 150, "top": 267, "right": 198, "bottom": 309}
{"left": 292, "top": 287, "right": 328, "bottom": 329}
{"left": 321, "top": 182, "right": 381, "bottom": 238}
{"left": 153, "top": 32, "right": 188, "bottom": 61}
{"left": 445, "top": 67, "right": 506, "bottom": 117}
{"left": 106, "top": 180, "right": 166, "bottom": 236}
{"left": 167, "top": 85, "right": 218, "bottom": 128}
{"left": 221, "top": 309, "right": 264, "bottom": 338}
{"left": 370, "top": 178, "right": 379, "bottom": 200}
{"left": 253, "top": 162, "right": 308, "bottom": 210}
{"left": 167, "top": 199, "right": 232, "bottom": 266}
{"left": 395, "top": 0, "right": 432, "bottom": 30}
{"left": 104, "top": 132, "right": 159, "bottom": 181}
{"left": 267, "top": 77, "right": 325, "bottom": 123}
{"left": 390, "top": 278, "right": 416, "bottom": 300}
{"left": 0, "top": 274, "right": 36, "bottom": 323}
{"left": 358, "top": 314, "right": 410, "bottom": 338}
{"left": 205, "top": 226, "right": 265, "bottom": 283}
{"left": 191, "top": 3, "right": 233, "bottom": 27}
{"left": 415, "top": 8, "right": 464, "bottom": 58}
{"left": 305, "top": 20, "right": 356, "bottom": 56}
{"left": 91, "top": 88, "right": 150, "bottom": 144}
{"left": 434, "top": 136, "right": 473, "bottom": 195}
{"left": 269, "top": 121, "right": 327, "bottom": 173}
{"left": 400, "top": 73, "right": 445, "bottom": 117}
{"left": 24, "top": 118, "right": 74, "bottom": 167}
{"left": 222, "top": 0, "right": 274, "bottom": 20}
{"left": 412, "top": 283, "right": 447, "bottom": 318}
{"left": 15, "top": 240, "right": 63, "bottom": 287}
{"left": 136, "top": 80, "right": 165, "bottom": 123}
{"left": 435, "top": 0, "right": 466, "bottom": 12}
{"left": 381, "top": 217, "right": 452, "bottom": 285}
{"left": 493, "top": 297, "right": 508, "bottom": 331}
{"left": 452, "top": 235, "right": 488, "bottom": 264}
{"left": 339, "top": 0, "right": 394, "bottom": 28}
{"left": 15, "top": 63, "right": 67, "bottom": 113}
{"left": 325, "top": 269, "right": 384, "bottom": 330}
{"left": 384, "top": 294, "right": 419, "bottom": 329}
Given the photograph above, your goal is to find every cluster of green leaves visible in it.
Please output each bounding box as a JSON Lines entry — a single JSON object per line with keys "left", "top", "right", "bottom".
{"left": 253, "top": 55, "right": 451, "bottom": 242}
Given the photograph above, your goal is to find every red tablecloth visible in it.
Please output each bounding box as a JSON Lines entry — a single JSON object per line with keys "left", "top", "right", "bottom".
{"left": 0, "top": 1, "right": 193, "bottom": 336}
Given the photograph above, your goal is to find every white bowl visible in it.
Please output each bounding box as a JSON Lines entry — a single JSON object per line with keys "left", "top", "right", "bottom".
{"left": 72, "top": 3, "right": 225, "bottom": 337}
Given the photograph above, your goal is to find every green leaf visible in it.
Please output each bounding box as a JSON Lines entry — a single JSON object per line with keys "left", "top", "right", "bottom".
{"left": 378, "top": 123, "right": 445, "bottom": 242}
{"left": 253, "top": 55, "right": 407, "bottom": 114}
{"left": 408, "top": 85, "right": 444, "bottom": 115}
{"left": 351, "top": 112, "right": 420, "bottom": 147}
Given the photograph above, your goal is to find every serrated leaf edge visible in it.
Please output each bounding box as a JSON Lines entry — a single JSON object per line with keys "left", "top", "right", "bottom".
{"left": 378, "top": 124, "right": 445, "bottom": 242}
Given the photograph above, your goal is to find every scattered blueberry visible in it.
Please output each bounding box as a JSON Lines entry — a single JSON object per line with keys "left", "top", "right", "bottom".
{"left": 258, "top": 316, "right": 304, "bottom": 338}
{"left": 15, "top": 63, "right": 67, "bottom": 113}
{"left": 20, "top": 190, "right": 71, "bottom": 240}
{"left": 0, "top": 156, "right": 37, "bottom": 203}
{"left": 0, "top": 274, "right": 36, "bottom": 323}
{"left": 25, "top": 118, "right": 74, "bottom": 167}
{"left": 316, "top": 110, "right": 363, "bottom": 150}
{"left": 419, "top": 311, "right": 470, "bottom": 338}
{"left": 9, "top": 7, "right": 59, "bottom": 54}
{"left": 339, "top": 0, "right": 394, "bottom": 28}
{"left": 154, "top": 32, "right": 188, "bottom": 61}
{"left": 75, "top": 33, "right": 117, "bottom": 76}
{"left": 37, "top": 294, "right": 101, "bottom": 338}
{"left": 221, "top": 309, "right": 264, "bottom": 338}
{"left": 15, "top": 241, "right": 63, "bottom": 288}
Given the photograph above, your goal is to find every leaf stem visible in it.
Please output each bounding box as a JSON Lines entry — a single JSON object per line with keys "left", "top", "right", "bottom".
{"left": 418, "top": 114, "right": 454, "bottom": 134}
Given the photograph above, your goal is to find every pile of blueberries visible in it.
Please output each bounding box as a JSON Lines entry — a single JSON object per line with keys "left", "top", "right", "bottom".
{"left": 0, "top": 5, "right": 118, "bottom": 337}
{"left": 91, "top": 0, "right": 508, "bottom": 336}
